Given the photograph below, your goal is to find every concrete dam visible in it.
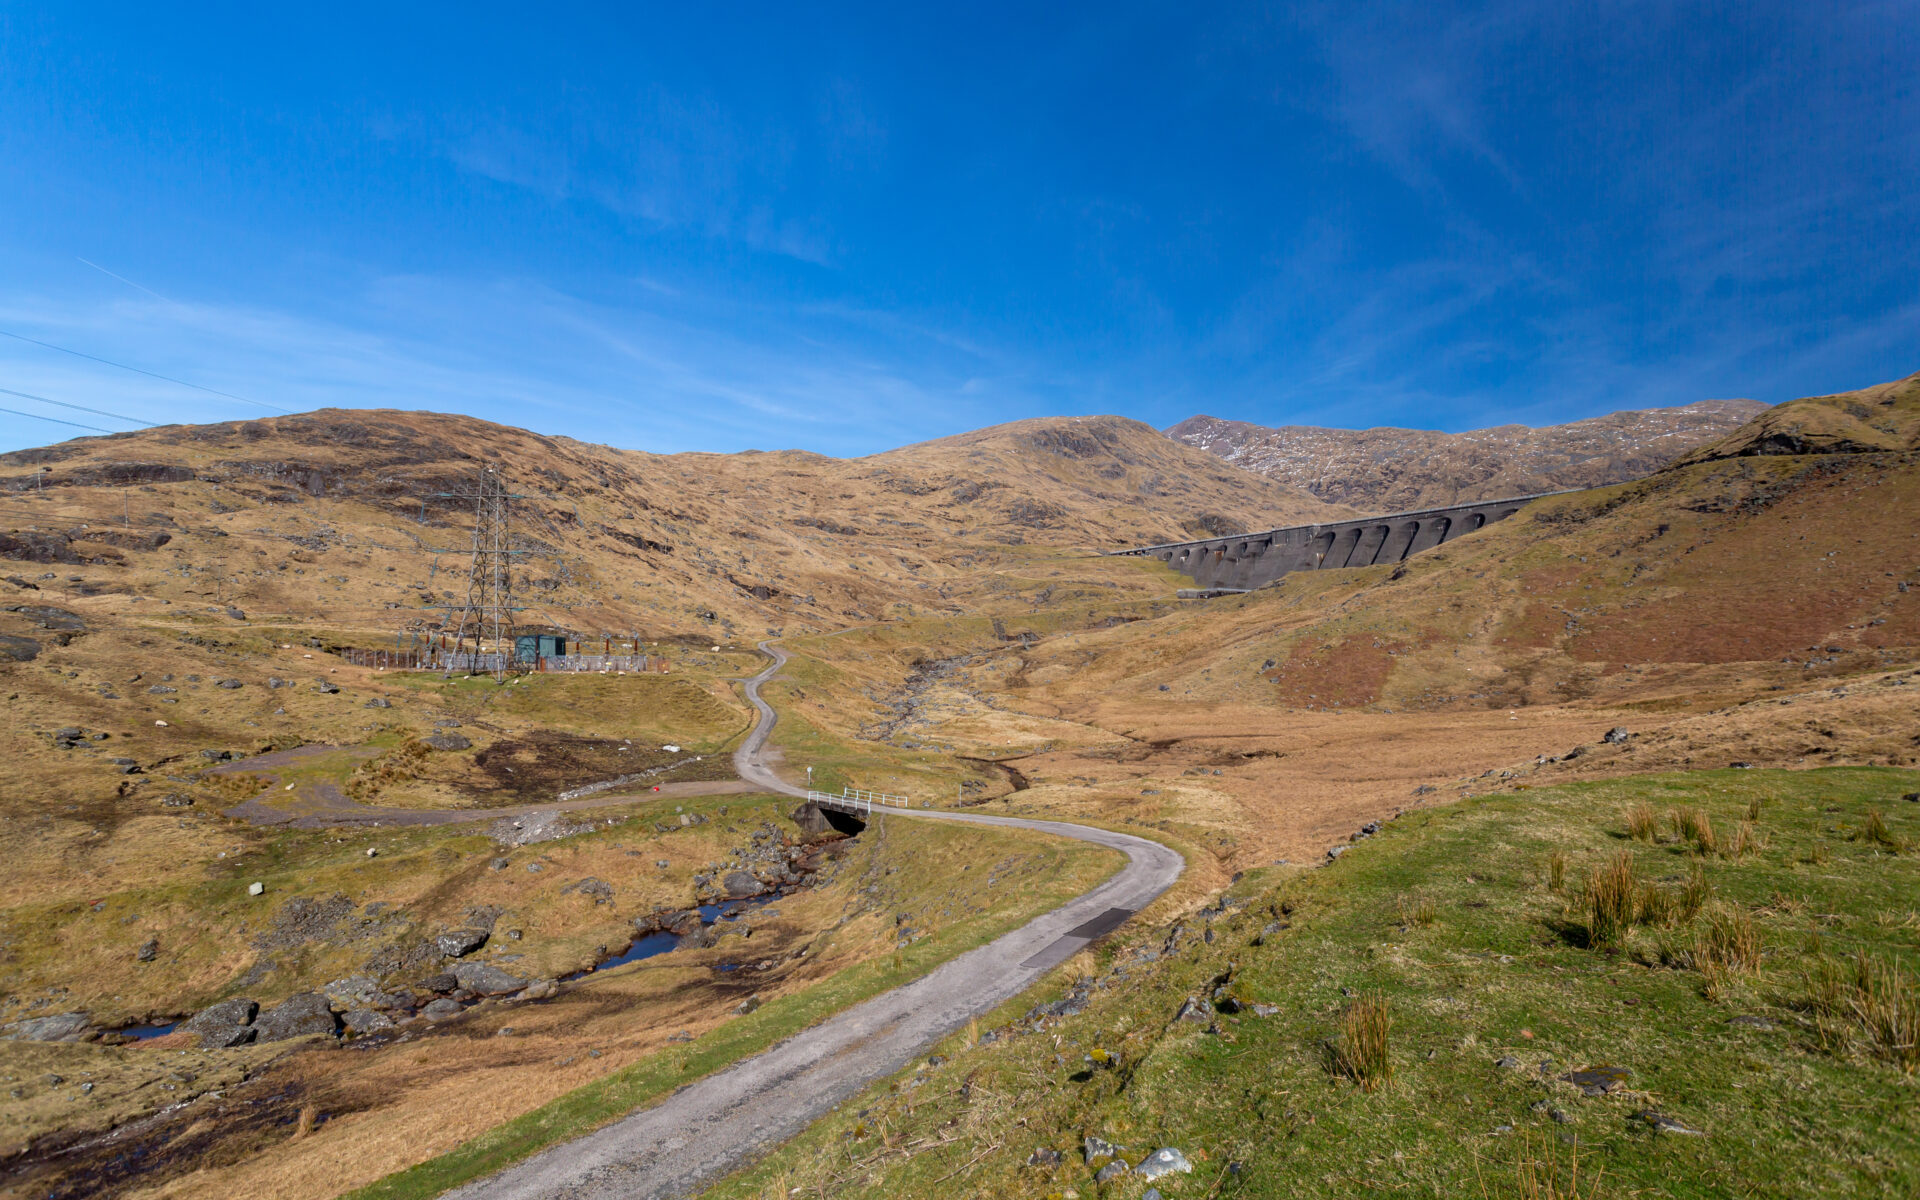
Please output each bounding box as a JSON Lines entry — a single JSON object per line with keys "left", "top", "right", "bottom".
{"left": 1114, "top": 492, "right": 1561, "bottom": 592}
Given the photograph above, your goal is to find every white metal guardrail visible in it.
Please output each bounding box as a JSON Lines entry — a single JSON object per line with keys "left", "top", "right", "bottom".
{"left": 806, "top": 786, "right": 910, "bottom": 817}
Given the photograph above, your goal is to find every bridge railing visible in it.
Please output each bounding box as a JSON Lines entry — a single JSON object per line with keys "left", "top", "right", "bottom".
{"left": 807, "top": 786, "right": 910, "bottom": 817}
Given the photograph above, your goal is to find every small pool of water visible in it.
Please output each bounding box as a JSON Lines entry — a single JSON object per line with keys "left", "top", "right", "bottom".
{"left": 563, "top": 893, "right": 779, "bottom": 982}
{"left": 118, "top": 1020, "right": 180, "bottom": 1040}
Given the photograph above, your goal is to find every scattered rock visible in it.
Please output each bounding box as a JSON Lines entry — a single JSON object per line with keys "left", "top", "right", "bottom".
{"left": 422, "top": 998, "right": 463, "bottom": 1021}
{"left": 247, "top": 881, "right": 265, "bottom": 896}
{"left": 0, "top": 634, "right": 42, "bottom": 661}
{"left": 159, "top": 793, "right": 194, "bottom": 807}
{"left": 1495, "top": 1056, "right": 1522, "bottom": 1069}
{"left": 225, "top": 607, "right": 246, "bottom": 621}
{"left": 1134, "top": 1148, "right": 1192, "bottom": 1180}
{"left": 1025, "top": 1148, "right": 1062, "bottom": 1168}
{"left": 215, "top": 678, "right": 244, "bottom": 689}
{"left": 147, "top": 684, "right": 177, "bottom": 694}
{"left": 515, "top": 979, "right": 558, "bottom": 1001}
{"left": 733, "top": 994, "right": 762, "bottom": 1016}
{"left": 1175, "top": 996, "right": 1210, "bottom": 1023}
{"left": 1603, "top": 727, "right": 1631, "bottom": 744}
{"left": 1727, "top": 1015, "right": 1776, "bottom": 1030}
{"left": 561, "top": 877, "right": 615, "bottom": 906}
{"left": 1562, "top": 1065, "right": 1630, "bottom": 1096}
{"left": 1084, "top": 1135, "right": 1123, "bottom": 1164}
{"left": 435, "top": 929, "right": 490, "bottom": 958}
{"left": 136, "top": 936, "right": 159, "bottom": 963}
{"left": 451, "top": 963, "right": 527, "bottom": 996}
{"left": 311, "top": 679, "right": 340, "bottom": 694}
{"left": 252, "top": 992, "right": 339, "bottom": 1042}
{"left": 1094, "top": 1161, "right": 1129, "bottom": 1183}
{"left": 421, "top": 972, "right": 459, "bottom": 993}
{"left": 365, "top": 697, "right": 392, "bottom": 708}
{"left": 1634, "top": 1109, "right": 1705, "bottom": 1135}
{"left": 1326, "top": 845, "right": 1347, "bottom": 860}
{"left": 1249, "top": 1002, "right": 1280, "bottom": 1017}
{"left": 423, "top": 731, "right": 471, "bottom": 751}
{"left": 1, "top": 1013, "right": 92, "bottom": 1042}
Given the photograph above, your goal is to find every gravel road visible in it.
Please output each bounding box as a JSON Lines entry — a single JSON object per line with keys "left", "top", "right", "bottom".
{"left": 445, "top": 643, "right": 1183, "bottom": 1200}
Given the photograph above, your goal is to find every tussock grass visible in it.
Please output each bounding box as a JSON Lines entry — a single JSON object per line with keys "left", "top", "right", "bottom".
{"left": 1477, "top": 1131, "right": 1607, "bottom": 1200}
{"left": 1624, "top": 802, "right": 1658, "bottom": 842}
{"left": 1727, "top": 820, "right": 1758, "bottom": 859}
{"left": 1673, "top": 806, "right": 1718, "bottom": 855}
{"left": 1864, "top": 808, "right": 1905, "bottom": 852}
{"left": 1330, "top": 993, "right": 1393, "bottom": 1091}
{"left": 1397, "top": 893, "right": 1437, "bottom": 927}
{"left": 1806, "top": 950, "right": 1920, "bottom": 1073}
{"left": 1583, "top": 850, "right": 1640, "bottom": 946}
{"left": 1545, "top": 850, "right": 1569, "bottom": 894}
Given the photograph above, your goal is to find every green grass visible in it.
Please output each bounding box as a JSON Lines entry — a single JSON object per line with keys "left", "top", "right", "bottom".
{"left": 706, "top": 767, "right": 1920, "bottom": 1200}
{"left": 340, "top": 816, "right": 1124, "bottom": 1200}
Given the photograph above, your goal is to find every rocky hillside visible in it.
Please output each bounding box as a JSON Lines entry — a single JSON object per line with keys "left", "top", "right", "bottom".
{"left": 1165, "top": 398, "right": 1767, "bottom": 512}
{"left": 0, "top": 409, "right": 1339, "bottom": 645}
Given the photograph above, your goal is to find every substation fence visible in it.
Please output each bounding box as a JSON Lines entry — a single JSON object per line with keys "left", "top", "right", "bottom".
{"left": 807, "top": 786, "right": 911, "bottom": 817}
{"left": 336, "top": 649, "right": 665, "bottom": 673}
{"left": 536, "top": 654, "right": 666, "bottom": 673}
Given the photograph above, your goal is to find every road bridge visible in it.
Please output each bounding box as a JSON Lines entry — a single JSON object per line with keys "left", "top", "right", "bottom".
{"left": 1114, "top": 491, "right": 1564, "bottom": 591}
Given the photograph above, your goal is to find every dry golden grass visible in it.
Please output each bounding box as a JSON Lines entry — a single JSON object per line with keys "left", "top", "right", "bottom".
{"left": 1397, "top": 893, "right": 1437, "bottom": 927}
{"left": 1624, "top": 801, "right": 1658, "bottom": 842}
{"left": 1544, "top": 850, "right": 1569, "bottom": 894}
{"left": 1330, "top": 993, "right": 1393, "bottom": 1092}
{"left": 1584, "top": 850, "right": 1640, "bottom": 947}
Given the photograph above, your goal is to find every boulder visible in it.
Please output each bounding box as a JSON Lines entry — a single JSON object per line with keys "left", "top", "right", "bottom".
{"left": 1134, "top": 1148, "right": 1193, "bottom": 1180}
{"left": 2, "top": 1012, "right": 91, "bottom": 1042}
{"left": 182, "top": 998, "right": 258, "bottom": 1047}
{"left": 322, "top": 976, "right": 396, "bottom": 1009}
{"left": 216, "top": 678, "right": 244, "bottom": 689}
{"left": 722, "top": 870, "right": 763, "bottom": 899}
{"left": 451, "top": 963, "right": 527, "bottom": 996}
{"left": 421, "top": 972, "right": 459, "bottom": 993}
{"left": 434, "top": 929, "right": 490, "bottom": 958}
{"left": 136, "top": 936, "right": 159, "bottom": 963}
{"left": 252, "top": 992, "right": 339, "bottom": 1042}
{"left": 422, "top": 998, "right": 463, "bottom": 1021}
{"left": 365, "top": 697, "right": 391, "bottom": 709}
{"left": 1095, "top": 1161, "right": 1129, "bottom": 1183}
{"left": 0, "top": 635, "right": 40, "bottom": 662}
{"left": 423, "top": 732, "right": 471, "bottom": 751}
{"left": 341, "top": 1009, "right": 395, "bottom": 1035}
{"left": 1026, "top": 1148, "right": 1063, "bottom": 1167}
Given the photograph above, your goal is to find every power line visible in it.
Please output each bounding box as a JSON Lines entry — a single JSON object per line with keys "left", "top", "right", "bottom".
{"left": 0, "top": 404, "right": 112, "bottom": 434}
{"left": 0, "top": 385, "right": 157, "bottom": 429}
{"left": 0, "top": 328, "right": 293, "bottom": 414}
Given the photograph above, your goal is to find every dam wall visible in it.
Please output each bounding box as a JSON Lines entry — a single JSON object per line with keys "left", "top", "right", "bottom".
{"left": 1115, "top": 492, "right": 1559, "bottom": 591}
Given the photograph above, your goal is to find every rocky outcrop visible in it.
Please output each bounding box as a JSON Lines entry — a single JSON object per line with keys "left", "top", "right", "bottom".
{"left": 251, "top": 992, "right": 339, "bottom": 1042}
{"left": 1166, "top": 399, "right": 1767, "bottom": 511}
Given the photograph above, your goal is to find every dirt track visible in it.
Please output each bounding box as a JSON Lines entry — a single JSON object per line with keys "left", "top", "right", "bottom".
{"left": 216, "top": 742, "right": 757, "bottom": 829}
{"left": 443, "top": 644, "right": 1183, "bottom": 1200}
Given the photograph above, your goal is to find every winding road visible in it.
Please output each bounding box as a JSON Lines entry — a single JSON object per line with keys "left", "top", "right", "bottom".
{"left": 445, "top": 643, "right": 1184, "bottom": 1200}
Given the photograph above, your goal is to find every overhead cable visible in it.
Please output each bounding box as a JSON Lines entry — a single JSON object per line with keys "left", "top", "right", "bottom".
{"left": 0, "top": 404, "right": 112, "bottom": 434}
{"left": 0, "top": 328, "right": 293, "bottom": 413}
{"left": 0, "top": 385, "right": 157, "bottom": 428}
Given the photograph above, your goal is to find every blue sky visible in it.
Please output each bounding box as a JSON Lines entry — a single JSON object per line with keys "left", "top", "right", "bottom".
{"left": 1, "top": 2, "right": 1915, "bottom": 457}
